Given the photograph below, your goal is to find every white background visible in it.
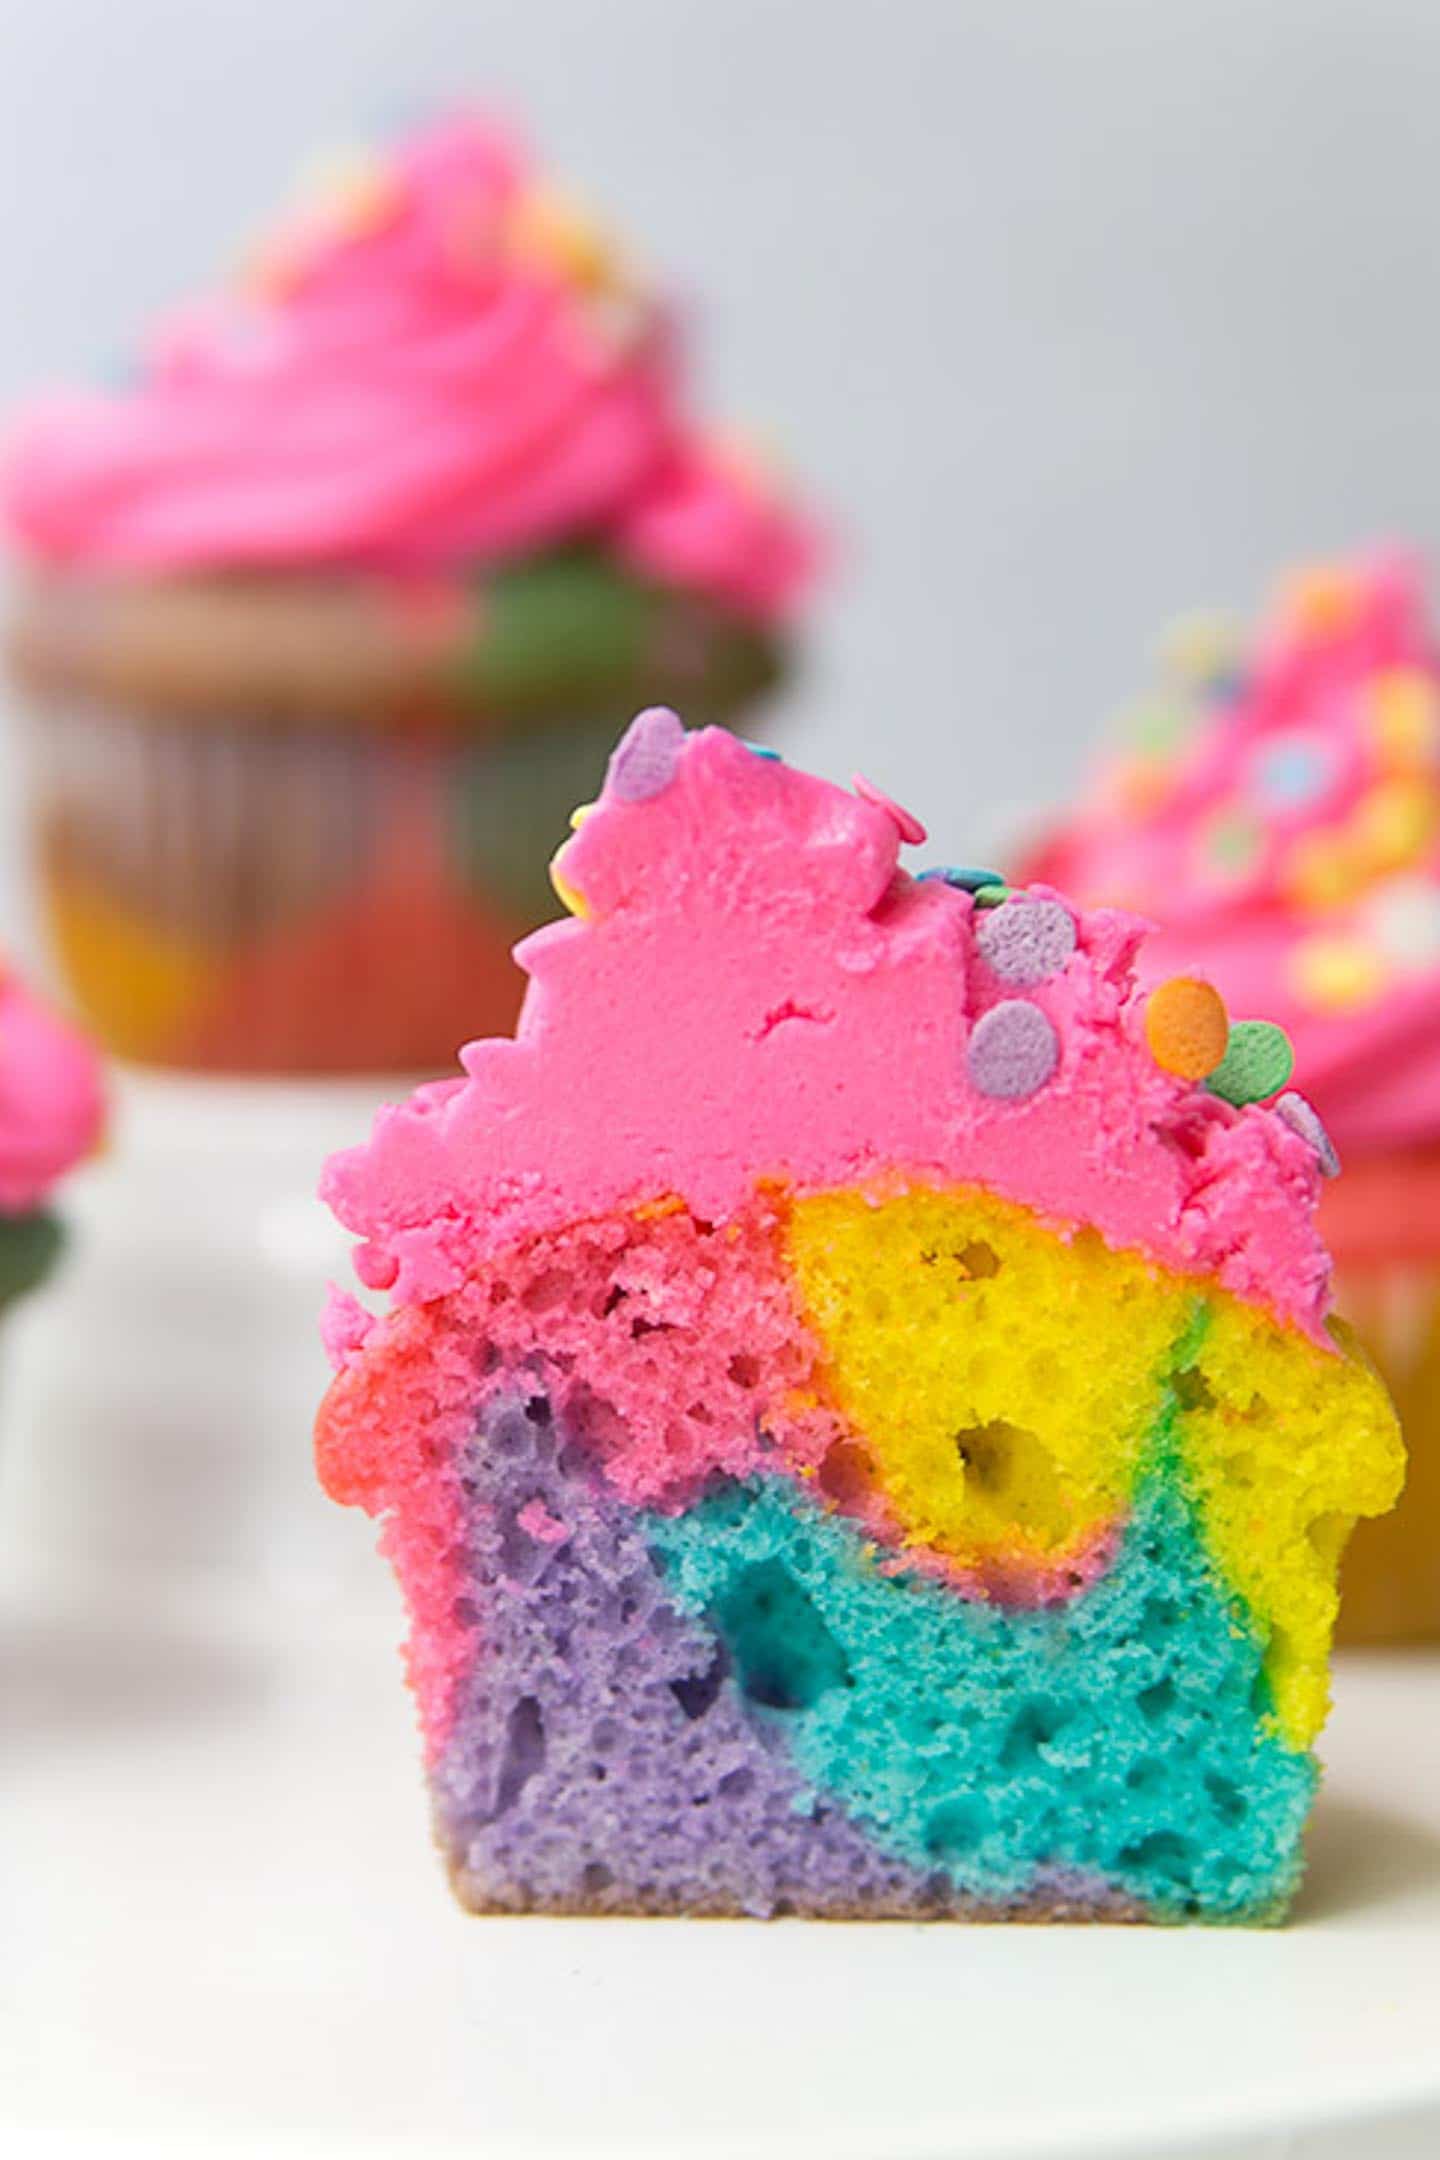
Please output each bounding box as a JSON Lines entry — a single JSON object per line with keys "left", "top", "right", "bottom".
{"left": 2, "top": 0, "right": 1440, "bottom": 909}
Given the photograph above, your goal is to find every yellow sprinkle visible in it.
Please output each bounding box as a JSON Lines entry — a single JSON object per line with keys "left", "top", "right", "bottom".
{"left": 569, "top": 801, "right": 597, "bottom": 831}
{"left": 1352, "top": 778, "right": 1436, "bottom": 874}
{"left": 1290, "top": 935, "right": 1388, "bottom": 1013}
{"left": 299, "top": 148, "right": 401, "bottom": 238}
{"left": 1106, "top": 756, "right": 1171, "bottom": 818}
{"left": 508, "top": 182, "right": 631, "bottom": 296}
{"left": 1281, "top": 563, "right": 1358, "bottom": 639}
{"left": 548, "top": 844, "right": 590, "bottom": 920}
{"left": 1368, "top": 668, "right": 1440, "bottom": 771}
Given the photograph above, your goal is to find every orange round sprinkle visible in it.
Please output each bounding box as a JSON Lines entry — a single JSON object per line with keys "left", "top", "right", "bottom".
{"left": 1144, "top": 976, "right": 1230, "bottom": 1080}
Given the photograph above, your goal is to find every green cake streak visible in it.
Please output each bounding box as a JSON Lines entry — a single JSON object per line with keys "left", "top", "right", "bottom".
{"left": 644, "top": 1328, "right": 1316, "bottom": 1921}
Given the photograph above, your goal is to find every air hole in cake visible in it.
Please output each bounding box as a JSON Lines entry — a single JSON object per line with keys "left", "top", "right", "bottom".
{"left": 1125, "top": 1757, "right": 1166, "bottom": 1796}
{"left": 1139, "top": 1595, "right": 1180, "bottom": 1649}
{"left": 582, "top": 1862, "right": 614, "bottom": 1893}
{"left": 1119, "top": 1830, "right": 1193, "bottom": 1883}
{"left": 601, "top": 1284, "right": 627, "bottom": 1318}
{"left": 670, "top": 1644, "right": 729, "bottom": 1721}
{"left": 524, "top": 1396, "right": 552, "bottom": 1427}
{"left": 728, "top": 1353, "right": 761, "bottom": 1390}
{"left": 715, "top": 1559, "right": 851, "bottom": 1711}
{"left": 1001, "top": 1696, "right": 1070, "bottom": 1771}
{"left": 522, "top": 1269, "right": 574, "bottom": 1314}
{"left": 954, "top": 1419, "right": 1069, "bottom": 1541}
{"left": 1205, "top": 1772, "right": 1247, "bottom": 1824}
{"left": 451, "top": 1594, "right": 479, "bottom": 1629}
{"left": 1172, "top": 1367, "right": 1215, "bottom": 1412}
{"left": 717, "top": 1766, "right": 754, "bottom": 1799}
{"left": 493, "top": 1696, "right": 545, "bottom": 1818}
{"left": 924, "top": 1796, "right": 986, "bottom": 1859}
{"left": 497, "top": 1505, "right": 550, "bottom": 1585}
{"left": 958, "top": 1240, "right": 1000, "bottom": 1279}
{"left": 1138, "top": 1676, "right": 1177, "bottom": 1721}
{"left": 817, "top": 1439, "right": 876, "bottom": 1506}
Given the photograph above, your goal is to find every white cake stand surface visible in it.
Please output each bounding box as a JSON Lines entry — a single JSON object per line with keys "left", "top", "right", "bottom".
{"left": 3, "top": 1593, "right": 1438, "bottom": 2160}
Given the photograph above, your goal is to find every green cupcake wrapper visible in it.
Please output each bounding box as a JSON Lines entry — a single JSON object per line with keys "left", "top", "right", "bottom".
{"left": 0, "top": 1210, "right": 64, "bottom": 1310}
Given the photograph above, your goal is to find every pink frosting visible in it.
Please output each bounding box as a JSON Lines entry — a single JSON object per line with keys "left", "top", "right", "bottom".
{"left": 2, "top": 117, "right": 816, "bottom": 622}
{"left": 0, "top": 969, "right": 105, "bottom": 1213}
{"left": 322, "top": 720, "right": 1336, "bottom": 1344}
{"left": 1032, "top": 552, "right": 1440, "bottom": 1159}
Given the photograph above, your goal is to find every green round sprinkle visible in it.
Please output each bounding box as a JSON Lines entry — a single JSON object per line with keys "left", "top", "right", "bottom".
{"left": 972, "top": 883, "right": 1011, "bottom": 908}
{"left": 1206, "top": 1020, "right": 1295, "bottom": 1108}
{"left": 1206, "top": 813, "right": 1262, "bottom": 874}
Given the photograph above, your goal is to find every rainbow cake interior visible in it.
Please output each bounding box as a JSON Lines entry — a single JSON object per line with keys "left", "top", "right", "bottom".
{"left": 317, "top": 713, "right": 1402, "bottom": 1922}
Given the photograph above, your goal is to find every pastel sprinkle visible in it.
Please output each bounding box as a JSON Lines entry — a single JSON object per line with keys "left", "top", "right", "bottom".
{"left": 1251, "top": 735, "right": 1334, "bottom": 810}
{"left": 1143, "top": 977, "right": 1230, "bottom": 1081}
{"left": 1157, "top": 611, "right": 1242, "bottom": 685}
{"left": 607, "top": 707, "right": 685, "bottom": 803}
{"left": 1368, "top": 668, "right": 1439, "bottom": 769}
{"left": 742, "top": 740, "right": 782, "bottom": 761}
{"left": 1274, "top": 1091, "right": 1341, "bottom": 1180}
{"left": 1352, "top": 779, "right": 1434, "bottom": 873}
{"left": 1283, "top": 832, "right": 1364, "bottom": 913}
{"left": 972, "top": 883, "right": 1011, "bottom": 908}
{"left": 1283, "top": 564, "right": 1359, "bottom": 638}
{"left": 966, "top": 1000, "right": 1059, "bottom": 1100}
{"left": 975, "top": 897, "right": 1077, "bottom": 987}
{"left": 1206, "top": 1020, "right": 1294, "bottom": 1108}
{"left": 1365, "top": 876, "right": 1440, "bottom": 972}
{"left": 916, "top": 865, "right": 1005, "bottom": 893}
{"left": 1290, "top": 935, "right": 1387, "bottom": 1014}
{"left": 852, "top": 774, "right": 927, "bottom": 846}
{"left": 1122, "top": 698, "right": 1196, "bottom": 756}
{"left": 1203, "top": 812, "right": 1263, "bottom": 879}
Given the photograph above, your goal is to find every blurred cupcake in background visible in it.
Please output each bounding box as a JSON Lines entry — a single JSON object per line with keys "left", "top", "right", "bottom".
{"left": 0, "top": 115, "right": 817, "bottom": 1075}
{"left": 1030, "top": 551, "right": 1440, "bottom": 1641}
{"left": 0, "top": 957, "right": 104, "bottom": 1318}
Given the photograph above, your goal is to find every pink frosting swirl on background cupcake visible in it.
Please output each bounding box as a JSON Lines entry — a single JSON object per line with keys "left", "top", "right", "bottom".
{"left": 1032, "top": 552, "right": 1440, "bottom": 1159}
{"left": 1, "top": 117, "right": 815, "bottom": 622}
{"left": 0, "top": 969, "right": 105, "bottom": 1213}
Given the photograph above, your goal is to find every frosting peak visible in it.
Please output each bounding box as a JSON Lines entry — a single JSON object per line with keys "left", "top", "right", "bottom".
{"left": 1032, "top": 551, "right": 1440, "bottom": 1159}
{"left": 2, "top": 116, "right": 816, "bottom": 620}
{"left": 322, "top": 720, "right": 1336, "bottom": 1341}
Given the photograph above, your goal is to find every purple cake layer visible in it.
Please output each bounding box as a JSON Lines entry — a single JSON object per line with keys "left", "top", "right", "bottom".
{"left": 432, "top": 1391, "right": 1136, "bottom": 1918}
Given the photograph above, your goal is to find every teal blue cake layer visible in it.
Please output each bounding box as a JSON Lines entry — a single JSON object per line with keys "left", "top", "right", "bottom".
{"left": 645, "top": 1443, "right": 1315, "bottom": 1922}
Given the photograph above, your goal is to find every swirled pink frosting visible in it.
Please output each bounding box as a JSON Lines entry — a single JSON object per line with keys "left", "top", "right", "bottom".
{"left": 1032, "top": 552, "right": 1440, "bottom": 1161}
{"left": 1, "top": 117, "right": 815, "bottom": 622}
{"left": 0, "top": 969, "right": 104, "bottom": 1213}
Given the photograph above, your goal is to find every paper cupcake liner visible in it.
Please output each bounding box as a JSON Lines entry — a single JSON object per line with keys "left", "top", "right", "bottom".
{"left": 1331, "top": 1258, "right": 1440, "bottom": 1644}
{"left": 19, "top": 696, "right": 739, "bottom": 1076}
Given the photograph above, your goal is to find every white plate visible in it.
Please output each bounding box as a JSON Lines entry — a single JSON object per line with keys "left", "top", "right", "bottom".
{"left": 4, "top": 1591, "right": 1439, "bottom": 2160}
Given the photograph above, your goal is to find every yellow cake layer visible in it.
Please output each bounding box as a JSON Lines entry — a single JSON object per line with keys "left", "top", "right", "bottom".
{"left": 784, "top": 1182, "right": 1403, "bottom": 1748}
